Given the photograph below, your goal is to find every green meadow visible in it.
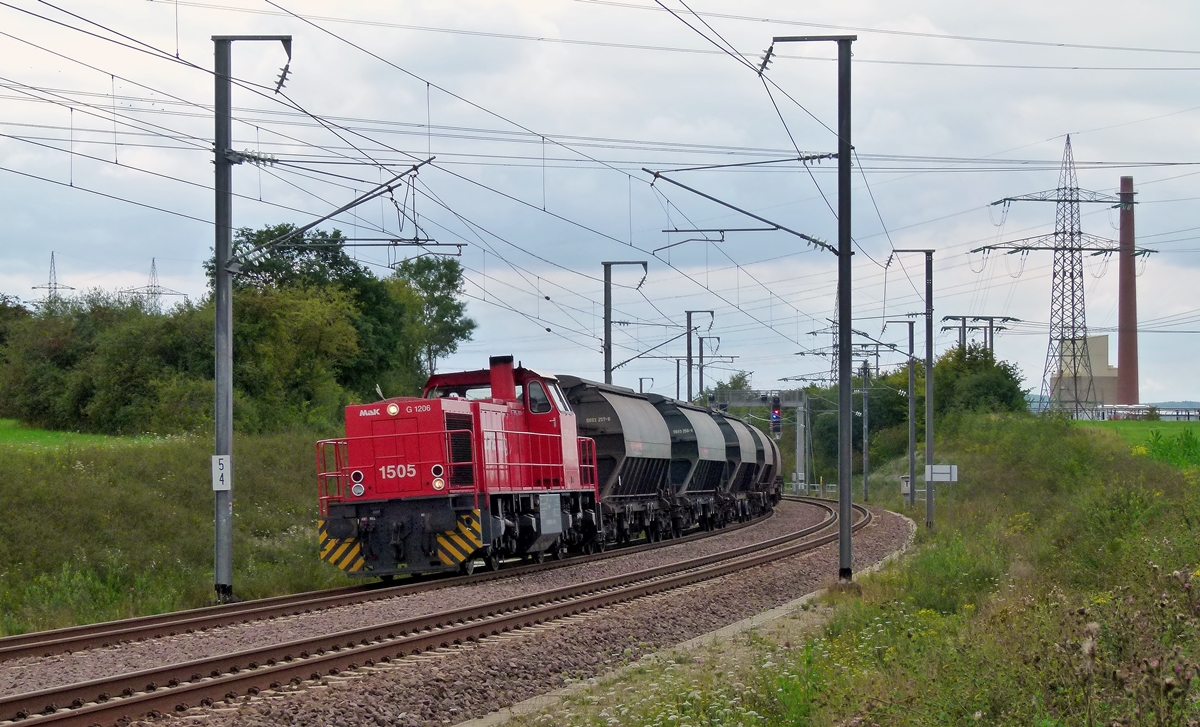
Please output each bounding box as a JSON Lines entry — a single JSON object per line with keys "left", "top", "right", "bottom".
{"left": 0, "top": 425, "right": 351, "bottom": 635}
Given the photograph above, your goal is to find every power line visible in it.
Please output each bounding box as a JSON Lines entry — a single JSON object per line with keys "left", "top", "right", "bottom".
{"left": 158, "top": 0, "right": 1200, "bottom": 71}
{"left": 0, "top": 162, "right": 209, "bottom": 223}
{"left": 575, "top": 0, "right": 1200, "bottom": 57}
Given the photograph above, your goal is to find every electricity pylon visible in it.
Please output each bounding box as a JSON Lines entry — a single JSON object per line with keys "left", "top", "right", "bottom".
{"left": 972, "top": 136, "right": 1152, "bottom": 418}
{"left": 123, "top": 258, "right": 186, "bottom": 311}
{"left": 32, "top": 251, "right": 75, "bottom": 302}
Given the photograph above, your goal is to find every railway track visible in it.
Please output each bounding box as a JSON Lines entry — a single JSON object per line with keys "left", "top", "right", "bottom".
{"left": 1, "top": 498, "right": 865, "bottom": 727}
{"left": 0, "top": 506, "right": 774, "bottom": 663}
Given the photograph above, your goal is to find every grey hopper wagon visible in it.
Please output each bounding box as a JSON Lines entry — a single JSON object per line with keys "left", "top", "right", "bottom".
{"left": 556, "top": 376, "right": 671, "bottom": 503}
{"left": 711, "top": 411, "right": 759, "bottom": 494}
{"left": 746, "top": 425, "right": 779, "bottom": 488}
{"left": 646, "top": 394, "right": 726, "bottom": 499}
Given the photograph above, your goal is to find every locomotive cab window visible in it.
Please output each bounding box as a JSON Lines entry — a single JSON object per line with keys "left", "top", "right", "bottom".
{"left": 426, "top": 384, "right": 523, "bottom": 401}
{"left": 548, "top": 382, "right": 571, "bottom": 413}
{"left": 527, "top": 381, "right": 553, "bottom": 414}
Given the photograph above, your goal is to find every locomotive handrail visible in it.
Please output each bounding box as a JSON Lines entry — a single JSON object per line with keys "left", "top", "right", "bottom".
{"left": 478, "top": 428, "right": 576, "bottom": 490}
{"left": 316, "top": 428, "right": 479, "bottom": 516}
{"left": 578, "top": 436, "right": 598, "bottom": 490}
{"left": 315, "top": 438, "right": 349, "bottom": 517}
{"left": 318, "top": 425, "right": 588, "bottom": 515}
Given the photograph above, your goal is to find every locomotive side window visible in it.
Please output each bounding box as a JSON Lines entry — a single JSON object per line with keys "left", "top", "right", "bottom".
{"left": 527, "top": 381, "right": 553, "bottom": 414}
{"left": 547, "top": 382, "right": 571, "bottom": 413}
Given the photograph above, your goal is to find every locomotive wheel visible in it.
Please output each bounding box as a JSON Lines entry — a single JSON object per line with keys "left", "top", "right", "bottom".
{"left": 461, "top": 559, "right": 476, "bottom": 576}
{"left": 486, "top": 553, "right": 501, "bottom": 572}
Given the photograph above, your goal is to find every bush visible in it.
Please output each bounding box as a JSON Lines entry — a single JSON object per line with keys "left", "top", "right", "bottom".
{"left": 934, "top": 343, "right": 1027, "bottom": 414}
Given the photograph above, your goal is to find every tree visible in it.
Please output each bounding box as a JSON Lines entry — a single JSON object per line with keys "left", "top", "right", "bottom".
{"left": 206, "top": 225, "right": 365, "bottom": 291}
{"left": 697, "top": 370, "right": 752, "bottom": 405}
{"left": 208, "top": 225, "right": 429, "bottom": 400}
{"left": 391, "top": 257, "right": 476, "bottom": 375}
{"left": 0, "top": 295, "right": 29, "bottom": 348}
{"left": 934, "top": 343, "right": 1027, "bottom": 414}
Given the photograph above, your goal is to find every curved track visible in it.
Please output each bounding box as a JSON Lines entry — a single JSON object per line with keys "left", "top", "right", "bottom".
{"left": 0, "top": 506, "right": 774, "bottom": 663}
{"left": 2, "top": 498, "right": 867, "bottom": 727}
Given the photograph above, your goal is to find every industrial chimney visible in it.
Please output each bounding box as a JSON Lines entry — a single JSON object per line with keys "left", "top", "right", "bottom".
{"left": 1117, "top": 176, "right": 1139, "bottom": 404}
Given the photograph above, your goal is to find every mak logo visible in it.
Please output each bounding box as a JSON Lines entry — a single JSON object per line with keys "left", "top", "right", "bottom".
{"left": 358, "top": 408, "right": 381, "bottom": 417}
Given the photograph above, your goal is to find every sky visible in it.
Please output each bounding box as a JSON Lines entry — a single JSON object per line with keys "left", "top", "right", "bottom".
{"left": 1, "top": 0, "right": 1198, "bottom": 403}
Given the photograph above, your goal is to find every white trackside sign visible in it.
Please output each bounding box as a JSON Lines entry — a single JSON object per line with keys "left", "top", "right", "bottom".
{"left": 212, "top": 455, "right": 232, "bottom": 491}
{"left": 925, "top": 464, "right": 958, "bottom": 482}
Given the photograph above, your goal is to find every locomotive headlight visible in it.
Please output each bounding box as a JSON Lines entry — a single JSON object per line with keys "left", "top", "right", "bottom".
{"left": 386, "top": 402, "right": 400, "bottom": 416}
{"left": 351, "top": 483, "right": 366, "bottom": 497}
{"left": 431, "top": 464, "right": 444, "bottom": 478}
{"left": 350, "top": 470, "right": 364, "bottom": 484}
{"left": 431, "top": 477, "right": 446, "bottom": 491}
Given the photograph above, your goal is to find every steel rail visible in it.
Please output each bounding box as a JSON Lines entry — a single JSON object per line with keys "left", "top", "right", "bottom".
{"left": 0, "top": 505, "right": 776, "bottom": 662}
{"left": 4, "top": 499, "right": 861, "bottom": 726}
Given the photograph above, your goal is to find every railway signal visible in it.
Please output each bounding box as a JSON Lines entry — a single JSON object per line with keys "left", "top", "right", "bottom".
{"left": 770, "top": 395, "right": 782, "bottom": 438}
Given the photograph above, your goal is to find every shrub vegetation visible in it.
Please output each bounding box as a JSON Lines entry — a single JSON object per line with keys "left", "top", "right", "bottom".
{"left": 704, "top": 343, "right": 1027, "bottom": 483}
{"left": 0, "top": 225, "right": 474, "bottom": 435}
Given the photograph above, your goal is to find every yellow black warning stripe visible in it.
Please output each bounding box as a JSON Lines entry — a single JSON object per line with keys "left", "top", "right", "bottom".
{"left": 317, "top": 520, "right": 366, "bottom": 573}
{"left": 436, "top": 509, "right": 483, "bottom": 567}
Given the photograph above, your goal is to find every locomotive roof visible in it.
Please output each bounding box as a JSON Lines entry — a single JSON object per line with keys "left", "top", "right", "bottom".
{"left": 425, "top": 365, "right": 557, "bottom": 390}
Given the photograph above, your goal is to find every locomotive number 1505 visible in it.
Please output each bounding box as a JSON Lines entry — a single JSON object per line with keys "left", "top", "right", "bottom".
{"left": 379, "top": 464, "right": 418, "bottom": 479}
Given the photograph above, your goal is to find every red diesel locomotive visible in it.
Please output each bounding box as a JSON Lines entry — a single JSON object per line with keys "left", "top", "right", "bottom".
{"left": 316, "top": 355, "right": 780, "bottom": 578}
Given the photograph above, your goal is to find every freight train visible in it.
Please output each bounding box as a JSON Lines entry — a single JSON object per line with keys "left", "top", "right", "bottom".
{"left": 316, "top": 355, "right": 782, "bottom": 578}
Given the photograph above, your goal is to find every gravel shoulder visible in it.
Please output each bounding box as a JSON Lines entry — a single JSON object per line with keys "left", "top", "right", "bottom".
{"left": 140, "top": 505, "right": 910, "bottom": 727}
{"left": 2, "top": 500, "right": 827, "bottom": 698}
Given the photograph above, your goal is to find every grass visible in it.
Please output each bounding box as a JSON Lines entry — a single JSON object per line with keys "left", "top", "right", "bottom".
{"left": 1082, "top": 420, "right": 1200, "bottom": 469}
{"left": 515, "top": 412, "right": 1200, "bottom": 726}
{"left": 0, "top": 427, "right": 353, "bottom": 635}
{"left": 0, "top": 418, "right": 141, "bottom": 447}
{"left": 1079, "top": 419, "right": 1200, "bottom": 446}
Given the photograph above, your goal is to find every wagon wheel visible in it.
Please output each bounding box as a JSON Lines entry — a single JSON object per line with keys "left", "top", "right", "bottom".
{"left": 461, "top": 558, "right": 476, "bottom": 576}
{"left": 486, "top": 552, "right": 502, "bottom": 572}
